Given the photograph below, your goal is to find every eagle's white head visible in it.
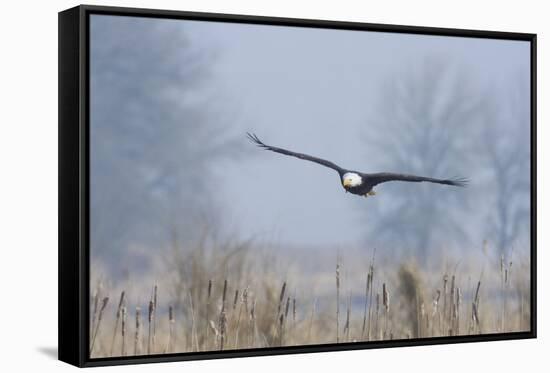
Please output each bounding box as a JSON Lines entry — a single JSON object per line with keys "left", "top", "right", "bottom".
{"left": 342, "top": 172, "right": 362, "bottom": 188}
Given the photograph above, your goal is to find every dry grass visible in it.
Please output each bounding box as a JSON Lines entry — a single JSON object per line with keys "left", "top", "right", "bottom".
{"left": 89, "top": 239, "right": 531, "bottom": 358}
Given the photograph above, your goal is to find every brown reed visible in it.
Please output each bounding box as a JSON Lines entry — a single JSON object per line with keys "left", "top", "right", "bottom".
{"left": 205, "top": 279, "right": 212, "bottom": 349}
{"left": 188, "top": 291, "right": 199, "bottom": 351}
{"left": 152, "top": 285, "right": 158, "bottom": 351}
{"left": 90, "top": 296, "right": 109, "bottom": 355}
{"left": 165, "top": 305, "right": 175, "bottom": 353}
{"left": 110, "top": 290, "right": 125, "bottom": 355}
{"left": 443, "top": 274, "right": 448, "bottom": 329}
{"left": 344, "top": 292, "right": 351, "bottom": 342}
{"left": 147, "top": 299, "right": 154, "bottom": 354}
{"left": 366, "top": 251, "right": 376, "bottom": 340}
{"left": 276, "top": 282, "right": 287, "bottom": 322}
{"left": 120, "top": 306, "right": 127, "bottom": 356}
{"left": 249, "top": 297, "right": 257, "bottom": 347}
{"left": 336, "top": 261, "right": 341, "bottom": 343}
{"left": 234, "top": 287, "right": 248, "bottom": 349}
{"left": 218, "top": 279, "right": 228, "bottom": 350}
{"left": 382, "top": 283, "right": 390, "bottom": 339}
{"left": 134, "top": 307, "right": 141, "bottom": 356}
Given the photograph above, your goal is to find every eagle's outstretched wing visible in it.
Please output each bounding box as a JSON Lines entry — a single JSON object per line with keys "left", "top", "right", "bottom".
{"left": 364, "top": 172, "right": 468, "bottom": 187}
{"left": 247, "top": 133, "right": 344, "bottom": 173}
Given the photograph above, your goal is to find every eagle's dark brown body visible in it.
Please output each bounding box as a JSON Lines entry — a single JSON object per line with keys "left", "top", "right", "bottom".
{"left": 343, "top": 174, "right": 377, "bottom": 196}
{"left": 247, "top": 133, "right": 467, "bottom": 198}
{"left": 342, "top": 171, "right": 467, "bottom": 196}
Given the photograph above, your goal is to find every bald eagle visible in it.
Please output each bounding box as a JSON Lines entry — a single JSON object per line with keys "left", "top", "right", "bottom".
{"left": 247, "top": 133, "right": 467, "bottom": 198}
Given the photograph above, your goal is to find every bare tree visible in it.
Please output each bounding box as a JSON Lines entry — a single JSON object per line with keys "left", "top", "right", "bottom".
{"left": 361, "top": 56, "right": 484, "bottom": 261}
{"left": 89, "top": 16, "right": 242, "bottom": 271}
{"left": 480, "top": 74, "right": 530, "bottom": 256}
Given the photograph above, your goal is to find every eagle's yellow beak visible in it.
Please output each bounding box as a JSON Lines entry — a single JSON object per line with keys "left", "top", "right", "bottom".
{"left": 343, "top": 179, "right": 351, "bottom": 187}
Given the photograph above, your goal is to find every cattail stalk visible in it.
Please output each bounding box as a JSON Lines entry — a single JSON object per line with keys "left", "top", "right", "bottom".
{"left": 455, "top": 287, "right": 461, "bottom": 334}
{"left": 147, "top": 300, "right": 154, "bottom": 354}
{"left": 374, "top": 293, "right": 380, "bottom": 340}
{"left": 90, "top": 296, "right": 109, "bottom": 355}
{"left": 344, "top": 292, "right": 351, "bottom": 342}
{"left": 472, "top": 280, "right": 482, "bottom": 333}
{"left": 205, "top": 279, "right": 212, "bottom": 349}
{"left": 279, "top": 296, "right": 290, "bottom": 345}
{"left": 292, "top": 297, "right": 296, "bottom": 331}
{"left": 249, "top": 297, "right": 257, "bottom": 347}
{"left": 90, "top": 283, "right": 102, "bottom": 337}
{"left": 361, "top": 268, "right": 371, "bottom": 339}
{"left": 234, "top": 287, "right": 247, "bottom": 349}
{"left": 382, "top": 283, "right": 390, "bottom": 339}
{"left": 91, "top": 289, "right": 98, "bottom": 336}
{"left": 152, "top": 285, "right": 158, "bottom": 352}
{"left": 420, "top": 302, "right": 426, "bottom": 338}
{"left": 432, "top": 290, "right": 441, "bottom": 337}
{"left": 134, "top": 307, "right": 141, "bottom": 356}
{"left": 233, "top": 289, "right": 239, "bottom": 312}
{"left": 500, "top": 255, "right": 505, "bottom": 332}
{"left": 110, "top": 291, "right": 125, "bottom": 356}
{"left": 188, "top": 291, "right": 199, "bottom": 351}
{"left": 449, "top": 275, "right": 455, "bottom": 328}
{"left": 443, "top": 274, "right": 448, "bottom": 333}
{"left": 218, "top": 279, "right": 228, "bottom": 350}
{"left": 276, "top": 282, "right": 287, "bottom": 322}
{"left": 366, "top": 261, "right": 375, "bottom": 341}
{"left": 336, "top": 262, "right": 341, "bottom": 343}
{"left": 165, "top": 306, "right": 175, "bottom": 353}
{"left": 121, "top": 306, "right": 127, "bottom": 356}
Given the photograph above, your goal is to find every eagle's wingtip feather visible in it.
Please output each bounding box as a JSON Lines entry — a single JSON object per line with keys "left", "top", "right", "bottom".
{"left": 246, "top": 132, "right": 268, "bottom": 149}
{"left": 451, "top": 177, "right": 469, "bottom": 187}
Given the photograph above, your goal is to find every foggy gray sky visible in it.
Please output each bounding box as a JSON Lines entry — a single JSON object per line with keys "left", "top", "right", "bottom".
{"left": 90, "top": 15, "right": 530, "bottom": 267}
{"left": 181, "top": 20, "right": 530, "bottom": 247}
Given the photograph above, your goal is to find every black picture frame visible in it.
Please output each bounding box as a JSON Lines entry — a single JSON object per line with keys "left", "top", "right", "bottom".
{"left": 58, "top": 4, "right": 537, "bottom": 368}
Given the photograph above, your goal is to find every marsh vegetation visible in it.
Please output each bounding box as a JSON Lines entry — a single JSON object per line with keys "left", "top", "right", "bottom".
{"left": 89, "top": 238, "right": 530, "bottom": 358}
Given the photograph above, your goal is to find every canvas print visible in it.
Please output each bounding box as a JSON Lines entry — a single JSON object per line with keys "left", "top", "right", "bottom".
{"left": 88, "top": 14, "right": 532, "bottom": 358}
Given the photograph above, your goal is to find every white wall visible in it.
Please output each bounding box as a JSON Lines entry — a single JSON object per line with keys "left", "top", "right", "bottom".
{"left": 0, "top": 0, "right": 546, "bottom": 371}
